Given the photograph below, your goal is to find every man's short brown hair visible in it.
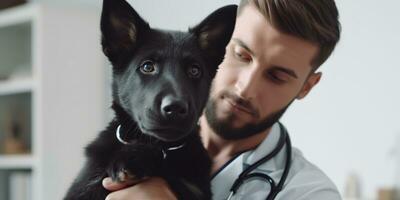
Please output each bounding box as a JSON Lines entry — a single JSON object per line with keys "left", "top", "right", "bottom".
{"left": 238, "top": 0, "right": 341, "bottom": 70}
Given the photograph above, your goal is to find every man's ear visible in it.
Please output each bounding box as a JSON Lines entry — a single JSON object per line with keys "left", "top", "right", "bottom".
{"left": 297, "top": 72, "right": 322, "bottom": 100}
{"left": 190, "top": 5, "right": 237, "bottom": 69}
{"left": 101, "top": 0, "right": 150, "bottom": 66}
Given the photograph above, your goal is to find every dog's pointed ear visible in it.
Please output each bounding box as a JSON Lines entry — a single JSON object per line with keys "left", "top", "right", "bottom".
{"left": 190, "top": 5, "right": 237, "bottom": 66}
{"left": 101, "top": 0, "right": 150, "bottom": 66}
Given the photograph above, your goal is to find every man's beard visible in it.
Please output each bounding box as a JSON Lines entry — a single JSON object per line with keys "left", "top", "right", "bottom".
{"left": 204, "top": 93, "right": 292, "bottom": 140}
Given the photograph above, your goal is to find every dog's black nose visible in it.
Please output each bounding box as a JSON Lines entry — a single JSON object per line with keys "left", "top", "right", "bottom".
{"left": 161, "top": 96, "right": 188, "bottom": 120}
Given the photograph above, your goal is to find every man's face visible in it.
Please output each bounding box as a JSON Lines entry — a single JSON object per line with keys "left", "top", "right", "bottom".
{"left": 205, "top": 4, "right": 321, "bottom": 140}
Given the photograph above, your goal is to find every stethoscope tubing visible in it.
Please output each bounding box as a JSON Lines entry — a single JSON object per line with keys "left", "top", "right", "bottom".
{"left": 226, "top": 123, "right": 292, "bottom": 200}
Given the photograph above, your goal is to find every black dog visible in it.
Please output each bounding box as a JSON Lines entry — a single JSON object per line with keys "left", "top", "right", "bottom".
{"left": 64, "top": 0, "right": 236, "bottom": 199}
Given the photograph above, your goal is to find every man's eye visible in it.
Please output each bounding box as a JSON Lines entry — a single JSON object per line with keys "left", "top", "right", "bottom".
{"left": 233, "top": 46, "right": 251, "bottom": 62}
{"left": 268, "top": 72, "right": 288, "bottom": 84}
{"left": 139, "top": 60, "right": 157, "bottom": 75}
{"left": 234, "top": 51, "right": 250, "bottom": 62}
{"left": 187, "top": 64, "right": 202, "bottom": 78}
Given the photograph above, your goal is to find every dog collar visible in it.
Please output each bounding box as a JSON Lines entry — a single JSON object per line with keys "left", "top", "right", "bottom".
{"left": 116, "top": 125, "right": 130, "bottom": 145}
{"left": 115, "top": 124, "right": 186, "bottom": 159}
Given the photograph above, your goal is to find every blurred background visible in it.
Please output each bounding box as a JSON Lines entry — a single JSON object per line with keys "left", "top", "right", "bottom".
{"left": 0, "top": 0, "right": 399, "bottom": 200}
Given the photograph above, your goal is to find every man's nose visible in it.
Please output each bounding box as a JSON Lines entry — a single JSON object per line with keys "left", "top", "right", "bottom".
{"left": 235, "top": 67, "right": 260, "bottom": 100}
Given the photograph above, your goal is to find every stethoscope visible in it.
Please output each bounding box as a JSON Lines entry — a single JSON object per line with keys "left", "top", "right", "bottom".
{"left": 226, "top": 122, "right": 292, "bottom": 200}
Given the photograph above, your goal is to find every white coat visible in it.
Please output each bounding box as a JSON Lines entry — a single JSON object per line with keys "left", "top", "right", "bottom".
{"left": 211, "top": 123, "right": 342, "bottom": 200}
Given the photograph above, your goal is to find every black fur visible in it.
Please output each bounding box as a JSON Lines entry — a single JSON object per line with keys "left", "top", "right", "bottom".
{"left": 64, "top": 0, "right": 236, "bottom": 199}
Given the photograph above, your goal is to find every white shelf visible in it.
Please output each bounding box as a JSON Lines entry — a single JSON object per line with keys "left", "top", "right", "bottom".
{"left": 0, "top": 78, "right": 34, "bottom": 96}
{"left": 0, "top": 3, "right": 37, "bottom": 28}
{"left": 0, "top": 155, "right": 34, "bottom": 170}
{"left": 0, "top": 3, "right": 106, "bottom": 200}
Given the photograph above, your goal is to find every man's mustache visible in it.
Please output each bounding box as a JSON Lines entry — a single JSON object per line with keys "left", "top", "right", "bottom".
{"left": 220, "top": 90, "right": 259, "bottom": 118}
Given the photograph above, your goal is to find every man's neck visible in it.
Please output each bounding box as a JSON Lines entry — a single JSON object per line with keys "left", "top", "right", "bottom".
{"left": 199, "top": 116, "right": 270, "bottom": 173}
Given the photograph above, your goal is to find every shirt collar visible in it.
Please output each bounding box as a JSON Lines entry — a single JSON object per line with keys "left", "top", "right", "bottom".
{"left": 242, "top": 122, "right": 285, "bottom": 172}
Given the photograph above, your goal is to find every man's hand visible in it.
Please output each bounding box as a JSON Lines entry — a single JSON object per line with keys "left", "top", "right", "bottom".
{"left": 102, "top": 177, "right": 178, "bottom": 200}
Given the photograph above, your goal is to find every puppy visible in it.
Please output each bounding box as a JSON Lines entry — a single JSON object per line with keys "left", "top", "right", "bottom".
{"left": 64, "top": 0, "right": 236, "bottom": 199}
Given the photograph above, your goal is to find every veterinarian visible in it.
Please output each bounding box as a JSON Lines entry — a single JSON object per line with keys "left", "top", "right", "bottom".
{"left": 102, "top": 0, "right": 342, "bottom": 199}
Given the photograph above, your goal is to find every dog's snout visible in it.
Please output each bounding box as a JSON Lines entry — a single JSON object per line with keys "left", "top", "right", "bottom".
{"left": 161, "top": 96, "right": 188, "bottom": 120}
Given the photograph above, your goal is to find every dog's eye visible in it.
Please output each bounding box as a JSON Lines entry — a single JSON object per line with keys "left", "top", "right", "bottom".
{"left": 187, "top": 64, "right": 202, "bottom": 78}
{"left": 140, "top": 60, "right": 156, "bottom": 74}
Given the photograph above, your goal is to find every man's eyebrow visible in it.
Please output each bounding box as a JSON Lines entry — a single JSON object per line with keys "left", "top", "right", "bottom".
{"left": 270, "top": 66, "right": 298, "bottom": 79}
{"left": 232, "top": 38, "right": 254, "bottom": 55}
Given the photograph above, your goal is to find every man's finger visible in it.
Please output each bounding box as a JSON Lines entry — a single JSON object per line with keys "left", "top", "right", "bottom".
{"left": 102, "top": 177, "right": 136, "bottom": 191}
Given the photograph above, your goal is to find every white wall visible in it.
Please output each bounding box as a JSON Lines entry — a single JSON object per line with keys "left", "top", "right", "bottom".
{"left": 36, "top": 5, "right": 107, "bottom": 200}
{"left": 282, "top": 0, "right": 400, "bottom": 199}
{"left": 126, "top": 0, "right": 240, "bottom": 31}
